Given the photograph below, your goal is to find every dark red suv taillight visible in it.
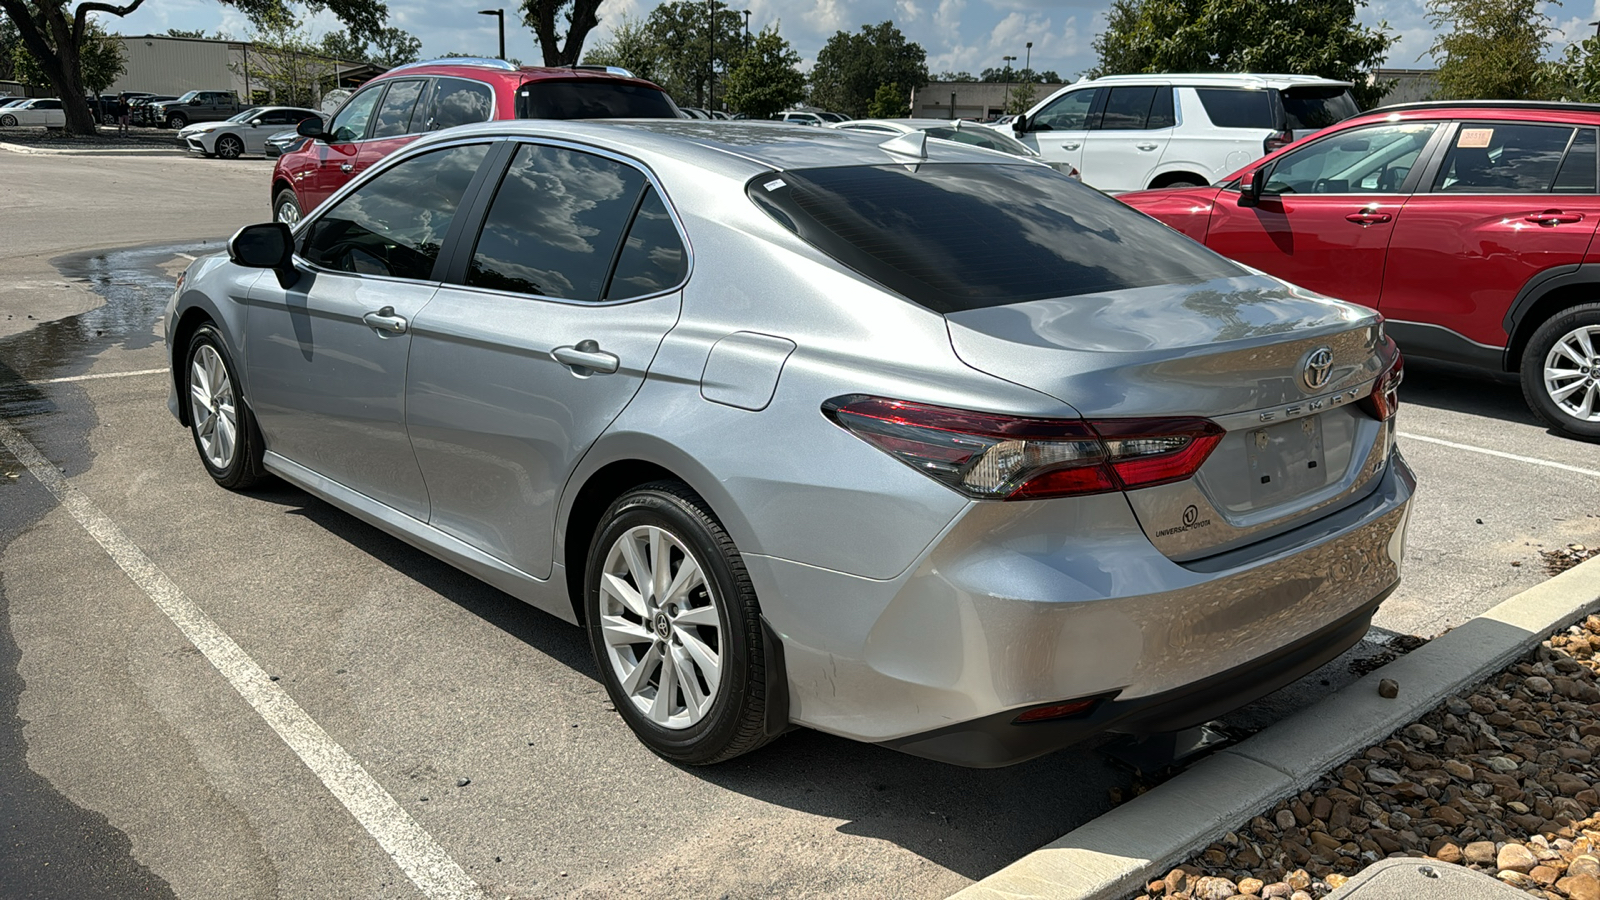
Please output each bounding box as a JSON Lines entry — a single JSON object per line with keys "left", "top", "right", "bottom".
{"left": 1360, "top": 344, "right": 1404, "bottom": 422}
{"left": 1264, "top": 130, "right": 1294, "bottom": 155}
{"left": 823, "top": 396, "right": 1224, "bottom": 501}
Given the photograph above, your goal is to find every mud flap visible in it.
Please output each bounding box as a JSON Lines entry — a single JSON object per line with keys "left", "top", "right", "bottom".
{"left": 761, "top": 617, "right": 791, "bottom": 737}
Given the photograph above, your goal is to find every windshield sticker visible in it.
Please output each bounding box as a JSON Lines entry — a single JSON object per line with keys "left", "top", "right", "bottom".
{"left": 1458, "top": 128, "right": 1494, "bottom": 149}
{"left": 764, "top": 179, "right": 787, "bottom": 191}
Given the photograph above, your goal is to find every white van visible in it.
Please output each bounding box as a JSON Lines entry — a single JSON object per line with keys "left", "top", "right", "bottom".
{"left": 1006, "top": 73, "right": 1359, "bottom": 193}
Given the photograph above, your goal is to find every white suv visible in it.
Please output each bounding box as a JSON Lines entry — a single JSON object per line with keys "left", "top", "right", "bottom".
{"left": 1006, "top": 73, "right": 1359, "bottom": 193}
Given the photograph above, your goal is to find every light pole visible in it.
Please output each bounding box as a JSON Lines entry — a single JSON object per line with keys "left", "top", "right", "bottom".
{"left": 1002, "top": 55, "right": 1016, "bottom": 112}
{"left": 478, "top": 8, "right": 505, "bottom": 61}
{"left": 1025, "top": 41, "right": 1032, "bottom": 79}
{"left": 707, "top": 0, "right": 715, "bottom": 109}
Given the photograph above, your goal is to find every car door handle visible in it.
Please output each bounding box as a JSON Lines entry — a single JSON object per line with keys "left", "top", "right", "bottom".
{"left": 1136, "top": 142, "right": 1159, "bottom": 151}
{"left": 362, "top": 306, "right": 408, "bottom": 334}
{"left": 340, "top": 162, "right": 353, "bottom": 173}
{"left": 1345, "top": 211, "right": 1392, "bottom": 225}
{"left": 552, "top": 340, "right": 619, "bottom": 375}
{"left": 1062, "top": 142, "right": 1080, "bottom": 150}
{"left": 1526, "top": 210, "right": 1584, "bottom": 225}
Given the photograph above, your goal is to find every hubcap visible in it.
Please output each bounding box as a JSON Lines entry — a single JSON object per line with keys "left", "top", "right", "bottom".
{"left": 188, "top": 344, "right": 239, "bottom": 470}
{"left": 276, "top": 200, "right": 299, "bottom": 225}
{"left": 598, "top": 525, "right": 723, "bottom": 730}
{"left": 1543, "top": 324, "right": 1600, "bottom": 423}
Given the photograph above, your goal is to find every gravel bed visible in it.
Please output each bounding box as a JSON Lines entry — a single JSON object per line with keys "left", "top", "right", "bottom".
{"left": 1131, "top": 616, "right": 1600, "bottom": 900}
{"left": 0, "top": 125, "right": 182, "bottom": 149}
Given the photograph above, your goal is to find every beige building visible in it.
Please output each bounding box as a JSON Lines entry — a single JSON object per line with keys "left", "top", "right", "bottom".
{"left": 910, "top": 80, "right": 1071, "bottom": 120}
{"left": 107, "top": 34, "right": 374, "bottom": 103}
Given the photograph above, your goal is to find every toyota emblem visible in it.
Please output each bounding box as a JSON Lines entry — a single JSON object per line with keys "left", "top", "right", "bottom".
{"left": 1302, "top": 348, "right": 1334, "bottom": 391}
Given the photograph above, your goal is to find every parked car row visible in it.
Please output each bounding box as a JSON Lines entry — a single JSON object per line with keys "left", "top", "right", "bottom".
{"left": 177, "top": 106, "right": 320, "bottom": 158}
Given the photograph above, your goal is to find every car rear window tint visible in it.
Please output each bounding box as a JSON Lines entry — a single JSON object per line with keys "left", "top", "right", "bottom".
{"left": 1554, "top": 129, "right": 1598, "bottom": 193}
{"left": 516, "top": 81, "right": 679, "bottom": 119}
{"left": 1433, "top": 123, "right": 1576, "bottom": 193}
{"left": 1099, "top": 86, "right": 1158, "bottom": 130}
{"left": 302, "top": 143, "right": 489, "bottom": 280}
{"left": 1195, "top": 89, "right": 1277, "bottom": 129}
{"left": 370, "top": 80, "right": 424, "bottom": 138}
{"left": 1280, "top": 87, "right": 1360, "bottom": 131}
{"left": 467, "top": 144, "right": 647, "bottom": 301}
{"left": 426, "top": 78, "right": 494, "bottom": 131}
{"left": 605, "top": 186, "right": 688, "bottom": 299}
{"left": 1148, "top": 87, "right": 1176, "bottom": 129}
{"left": 748, "top": 163, "right": 1245, "bottom": 314}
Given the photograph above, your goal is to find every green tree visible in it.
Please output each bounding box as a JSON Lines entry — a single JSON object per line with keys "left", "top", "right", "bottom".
{"left": 935, "top": 70, "right": 977, "bottom": 82}
{"left": 1427, "top": 0, "right": 1552, "bottom": 100}
{"left": 809, "top": 21, "right": 928, "bottom": 118}
{"left": 1548, "top": 34, "right": 1600, "bottom": 102}
{"left": 645, "top": 0, "right": 744, "bottom": 107}
{"left": 1006, "top": 79, "right": 1037, "bottom": 114}
{"left": 1, "top": 13, "right": 20, "bottom": 81}
{"left": 722, "top": 25, "right": 802, "bottom": 118}
{"left": 519, "top": 0, "right": 603, "bottom": 66}
{"left": 866, "top": 81, "right": 907, "bottom": 118}
{"left": 14, "top": 16, "right": 123, "bottom": 99}
{"left": 1091, "top": 0, "right": 1395, "bottom": 108}
{"left": 0, "top": 0, "right": 386, "bottom": 135}
{"left": 234, "top": 13, "right": 332, "bottom": 107}
{"left": 581, "top": 15, "right": 663, "bottom": 83}
{"left": 319, "top": 24, "right": 419, "bottom": 68}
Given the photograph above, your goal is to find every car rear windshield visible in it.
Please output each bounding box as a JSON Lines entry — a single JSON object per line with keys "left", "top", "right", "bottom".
{"left": 1281, "top": 87, "right": 1360, "bottom": 131}
{"left": 516, "top": 80, "right": 679, "bottom": 119}
{"left": 748, "top": 163, "right": 1245, "bottom": 314}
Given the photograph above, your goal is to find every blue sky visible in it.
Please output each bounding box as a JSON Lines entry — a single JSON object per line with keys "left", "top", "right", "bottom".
{"left": 99, "top": 0, "right": 1599, "bottom": 80}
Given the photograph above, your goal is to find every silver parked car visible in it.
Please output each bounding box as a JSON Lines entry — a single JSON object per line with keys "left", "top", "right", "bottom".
{"left": 165, "top": 120, "right": 1413, "bottom": 767}
{"left": 177, "top": 106, "right": 321, "bottom": 158}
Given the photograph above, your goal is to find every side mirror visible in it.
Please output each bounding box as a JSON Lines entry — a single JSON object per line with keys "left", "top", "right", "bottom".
{"left": 250, "top": 118, "right": 264, "bottom": 126}
{"left": 1012, "top": 113, "right": 1027, "bottom": 135}
{"left": 296, "top": 116, "right": 327, "bottom": 140}
{"left": 228, "top": 222, "right": 299, "bottom": 288}
{"left": 1238, "top": 167, "right": 1269, "bottom": 208}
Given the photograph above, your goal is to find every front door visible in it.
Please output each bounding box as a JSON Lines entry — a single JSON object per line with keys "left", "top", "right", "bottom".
{"left": 1381, "top": 122, "right": 1600, "bottom": 348}
{"left": 406, "top": 142, "right": 688, "bottom": 577}
{"left": 245, "top": 141, "right": 493, "bottom": 520}
{"left": 1204, "top": 120, "right": 1442, "bottom": 308}
{"left": 1017, "top": 87, "right": 1100, "bottom": 178}
{"left": 302, "top": 84, "right": 385, "bottom": 211}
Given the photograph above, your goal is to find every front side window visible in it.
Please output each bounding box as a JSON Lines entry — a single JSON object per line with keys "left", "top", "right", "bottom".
{"left": 1098, "top": 86, "right": 1159, "bottom": 130}
{"left": 426, "top": 78, "right": 494, "bottom": 131}
{"left": 328, "top": 87, "right": 383, "bottom": 143}
{"left": 370, "top": 80, "right": 424, "bottom": 138}
{"left": 1031, "top": 89, "right": 1098, "bottom": 131}
{"left": 1432, "top": 123, "right": 1580, "bottom": 194}
{"left": 1264, "top": 122, "right": 1439, "bottom": 195}
{"left": 301, "top": 143, "right": 489, "bottom": 280}
{"left": 467, "top": 144, "right": 647, "bottom": 301}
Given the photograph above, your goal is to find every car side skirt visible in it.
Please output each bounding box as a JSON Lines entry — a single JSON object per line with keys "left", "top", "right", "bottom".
{"left": 1385, "top": 320, "right": 1504, "bottom": 372}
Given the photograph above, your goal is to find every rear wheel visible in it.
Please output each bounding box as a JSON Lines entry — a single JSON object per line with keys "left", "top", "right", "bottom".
{"left": 186, "top": 324, "right": 266, "bottom": 489}
{"left": 273, "top": 188, "right": 301, "bottom": 225}
{"left": 215, "top": 134, "right": 244, "bottom": 159}
{"left": 584, "top": 481, "right": 776, "bottom": 765}
{"left": 1521, "top": 303, "right": 1600, "bottom": 440}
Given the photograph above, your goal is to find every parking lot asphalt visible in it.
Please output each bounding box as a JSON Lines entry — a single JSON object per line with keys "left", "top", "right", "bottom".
{"left": 0, "top": 151, "right": 1596, "bottom": 900}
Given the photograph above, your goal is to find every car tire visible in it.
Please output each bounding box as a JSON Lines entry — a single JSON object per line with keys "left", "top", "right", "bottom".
{"left": 584, "top": 481, "right": 777, "bottom": 765}
{"left": 166, "top": 113, "right": 187, "bottom": 129}
{"left": 1521, "top": 303, "right": 1600, "bottom": 441}
{"left": 185, "top": 324, "right": 267, "bottom": 490}
{"left": 273, "top": 188, "right": 302, "bottom": 225}
{"left": 0, "top": 115, "right": 15, "bottom": 127}
{"left": 215, "top": 135, "right": 244, "bottom": 159}
{"left": 1162, "top": 179, "right": 1203, "bottom": 188}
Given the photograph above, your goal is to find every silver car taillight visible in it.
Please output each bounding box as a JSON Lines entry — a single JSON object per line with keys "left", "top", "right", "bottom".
{"left": 824, "top": 395, "right": 1224, "bottom": 501}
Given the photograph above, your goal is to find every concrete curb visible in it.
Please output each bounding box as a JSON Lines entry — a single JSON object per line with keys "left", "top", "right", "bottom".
{"left": 950, "top": 554, "right": 1600, "bottom": 900}
{"left": 0, "top": 141, "right": 184, "bottom": 156}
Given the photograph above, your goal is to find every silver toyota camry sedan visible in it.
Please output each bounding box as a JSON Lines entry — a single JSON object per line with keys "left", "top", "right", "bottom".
{"left": 165, "top": 120, "right": 1413, "bottom": 767}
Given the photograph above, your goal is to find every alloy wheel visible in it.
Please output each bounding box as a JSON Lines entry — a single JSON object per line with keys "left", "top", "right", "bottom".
{"left": 217, "top": 136, "right": 242, "bottom": 159}
{"left": 0, "top": 115, "right": 15, "bottom": 127}
{"left": 276, "top": 200, "right": 299, "bottom": 225}
{"left": 189, "top": 344, "right": 239, "bottom": 470}
{"left": 1543, "top": 324, "right": 1600, "bottom": 423}
{"left": 597, "top": 525, "right": 724, "bottom": 730}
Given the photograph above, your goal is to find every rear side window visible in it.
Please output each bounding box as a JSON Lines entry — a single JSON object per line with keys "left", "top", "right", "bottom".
{"left": 1098, "top": 86, "right": 1159, "bottom": 130}
{"left": 1148, "top": 87, "right": 1176, "bottom": 129}
{"left": 1195, "top": 89, "right": 1277, "bottom": 129}
{"left": 1433, "top": 123, "right": 1578, "bottom": 193}
{"left": 1554, "top": 129, "right": 1598, "bottom": 193}
{"left": 425, "top": 78, "right": 494, "bottom": 131}
{"left": 516, "top": 81, "right": 679, "bottom": 119}
{"left": 606, "top": 187, "right": 688, "bottom": 299}
{"left": 467, "top": 144, "right": 648, "bottom": 301}
{"left": 1280, "top": 87, "right": 1360, "bottom": 131}
{"left": 748, "top": 163, "right": 1244, "bottom": 314}
{"left": 370, "top": 80, "right": 424, "bottom": 138}
{"left": 301, "top": 143, "right": 489, "bottom": 280}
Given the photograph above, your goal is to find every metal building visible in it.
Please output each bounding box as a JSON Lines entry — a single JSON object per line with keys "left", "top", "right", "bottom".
{"left": 107, "top": 35, "right": 376, "bottom": 103}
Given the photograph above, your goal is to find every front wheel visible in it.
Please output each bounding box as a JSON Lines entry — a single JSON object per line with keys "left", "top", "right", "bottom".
{"left": 186, "top": 324, "right": 266, "bottom": 489}
{"left": 1521, "top": 303, "right": 1600, "bottom": 440}
{"left": 273, "top": 188, "right": 302, "bottom": 225}
{"left": 0, "top": 115, "right": 15, "bottom": 127}
{"left": 584, "top": 481, "right": 777, "bottom": 765}
{"left": 166, "top": 113, "right": 186, "bottom": 129}
{"left": 215, "top": 135, "right": 243, "bottom": 159}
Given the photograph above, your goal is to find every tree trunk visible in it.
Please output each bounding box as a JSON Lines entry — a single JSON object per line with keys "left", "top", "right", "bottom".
{"left": 525, "top": 0, "right": 604, "bottom": 67}
{"left": 558, "top": 0, "right": 602, "bottom": 66}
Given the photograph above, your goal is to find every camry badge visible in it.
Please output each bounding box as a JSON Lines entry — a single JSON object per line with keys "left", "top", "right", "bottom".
{"left": 1302, "top": 347, "right": 1334, "bottom": 391}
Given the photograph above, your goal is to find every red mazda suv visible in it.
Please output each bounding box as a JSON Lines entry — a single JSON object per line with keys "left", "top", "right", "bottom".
{"left": 1122, "top": 101, "right": 1600, "bottom": 440}
{"left": 270, "top": 58, "right": 678, "bottom": 224}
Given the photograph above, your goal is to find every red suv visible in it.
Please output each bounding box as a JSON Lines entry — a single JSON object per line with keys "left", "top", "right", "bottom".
{"left": 1122, "top": 101, "right": 1600, "bottom": 439}
{"left": 271, "top": 58, "right": 678, "bottom": 224}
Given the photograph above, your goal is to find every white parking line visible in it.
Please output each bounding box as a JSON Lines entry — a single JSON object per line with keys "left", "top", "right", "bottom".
{"left": 35, "top": 368, "right": 167, "bottom": 385}
{"left": 1397, "top": 431, "right": 1600, "bottom": 479}
{"left": 0, "top": 419, "right": 487, "bottom": 900}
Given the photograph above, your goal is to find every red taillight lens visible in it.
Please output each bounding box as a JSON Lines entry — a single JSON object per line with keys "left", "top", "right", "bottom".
{"left": 1359, "top": 344, "right": 1404, "bottom": 422}
{"left": 823, "top": 396, "right": 1224, "bottom": 501}
{"left": 1264, "top": 130, "right": 1294, "bottom": 155}
{"left": 1014, "top": 698, "right": 1101, "bottom": 723}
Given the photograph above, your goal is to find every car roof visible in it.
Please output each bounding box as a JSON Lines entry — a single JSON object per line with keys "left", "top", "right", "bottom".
{"left": 368, "top": 58, "right": 665, "bottom": 92}
{"left": 405, "top": 119, "right": 1031, "bottom": 178}
{"left": 1368, "top": 100, "right": 1600, "bottom": 119}
{"left": 1080, "top": 73, "right": 1353, "bottom": 89}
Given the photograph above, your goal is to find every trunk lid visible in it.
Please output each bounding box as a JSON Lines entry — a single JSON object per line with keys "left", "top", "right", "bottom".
{"left": 945, "top": 274, "right": 1393, "bottom": 560}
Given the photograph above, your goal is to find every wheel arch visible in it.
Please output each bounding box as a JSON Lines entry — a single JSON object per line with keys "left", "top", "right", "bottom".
{"left": 270, "top": 176, "right": 297, "bottom": 215}
{"left": 1504, "top": 264, "right": 1600, "bottom": 372}
{"left": 1147, "top": 169, "right": 1210, "bottom": 190}
{"left": 168, "top": 305, "right": 218, "bottom": 427}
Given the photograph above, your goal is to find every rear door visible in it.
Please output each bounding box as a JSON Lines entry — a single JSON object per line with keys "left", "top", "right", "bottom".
{"left": 1080, "top": 84, "right": 1174, "bottom": 193}
{"left": 406, "top": 141, "right": 686, "bottom": 578}
{"left": 415, "top": 77, "right": 496, "bottom": 133}
{"left": 1380, "top": 121, "right": 1600, "bottom": 349}
{"left": 1203, "top": 120, "right": 1443, "bottom": 309}
{"left": 1016, "top": 86, "right": 1100, "bottom": 177}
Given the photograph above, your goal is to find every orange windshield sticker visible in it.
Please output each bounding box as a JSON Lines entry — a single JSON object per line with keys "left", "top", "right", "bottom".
{"left": 1458, "top": 128, "right": 1494, "bottom": 148}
